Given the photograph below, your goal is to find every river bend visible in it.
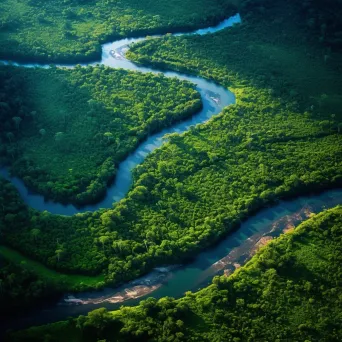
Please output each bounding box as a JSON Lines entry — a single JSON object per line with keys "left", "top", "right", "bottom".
{"left": 0, "top": 14, "right": 241, "bottom": 215}
{"left": 1, "top": 13, "right": 341, "bottom": 335}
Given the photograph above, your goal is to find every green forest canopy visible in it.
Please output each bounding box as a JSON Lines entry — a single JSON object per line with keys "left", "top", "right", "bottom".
{"left": 0, "top": 0, "right": 239, "bottom": 62}
{"left": 0, "top": 0, "right": 341, "bottom": 292}
{"left": 9, "top": 205, "right": 342, "bottom": 341}
{"left": 0, "top": 65, "right": 201, "bottom": 204}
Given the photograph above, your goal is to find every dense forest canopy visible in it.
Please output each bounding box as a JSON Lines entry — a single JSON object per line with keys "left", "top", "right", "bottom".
{"left": 0, "top": 66, "right": 201, "bottom": 204}
{"left": 8, "top": 206, "right": 342, "bottom": 341}
{"left": 241, "top": 0, "right": 342, "bottom": 51}
{"left": 129, "top": 0, "right": 342, "bottom": 119}
{"left": 0, "top": 0, "right": 341, "bottom": 292}
{"left": 1, "top": 0, "right": 342, "bottom": 339}
{"left": 0, "top": 0, "right": 238, "bottom": 62}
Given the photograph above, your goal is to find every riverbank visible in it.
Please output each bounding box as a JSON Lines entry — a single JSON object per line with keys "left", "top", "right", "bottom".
{"left": 1, "top": 188, "right": 341, "bottom": 336}
{"left": 8, "top": 205, "right": 342, "bottom": 341}
{"left": 1, "top": 1, "right": 342, "bottom": 338}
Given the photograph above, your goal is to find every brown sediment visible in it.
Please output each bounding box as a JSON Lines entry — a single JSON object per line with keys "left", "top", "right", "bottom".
{"left": 282, "top": 223, "right": 295, "bottom": 234}
{"left": 210, "top": 231, "right": 264, "bottom": 273}
{"left": 303, "top": 207, "right": 313, "bottom": 217}
{"left": 223, "top": 263, "right": 240, "bottom": 277}
{"left": 111, "top": 284, "right": 162, "bottom": 302}
{"left": 270, "top": 205, "right": 314, "bottom": 234}
{"left": 196, "top": 204, "right": 318, "bottom": 288}
{"left": 64, "top": 268, "right": 174, "bottom": 306}
{"left": 250, "top": 236, "right": 273, "bottom": 256}
{"left": 106, "top": 295, "right": 125, "bottom": 304}
{"left": 223, "top": 269, "right": 231, "bottom": 277}
{"left": 82, "top": 284, "right": 163, "bottom": 305}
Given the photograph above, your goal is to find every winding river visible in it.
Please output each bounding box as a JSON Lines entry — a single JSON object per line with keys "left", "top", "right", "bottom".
{"left": 1, "top": 188, "right": 341, "bottom": 333}
{"left": 1, "top": 13, "right": 341, "bottom": 334}
{"left": 0, "top": 14, "right": 240, "bottom": 215}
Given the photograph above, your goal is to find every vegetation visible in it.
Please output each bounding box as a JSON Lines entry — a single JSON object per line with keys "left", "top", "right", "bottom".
{"left": 0, "top": 0, "right": 341, "bottom": 289}
{"left": 1, "top": 0, "right": 342, "bottom": 334}
{"left": 0, "top": 179, "right": 104, "bottom": 313}
{"left": 128, "top": 1, "right": 342, "bottom": 119}
{"left": 0, "top": 245, "right": 104, "bottom": 314}
{"left": 0, "top": 65, "right": 201, "bottom": 204}
{"left": 299, "top": 0, "right": 342, "bottom": 51}
{"left": 0, "top": 259, "right": 56, "bottom": 316}
{"left": 8, "top": 205, "right": 342, "bottom": 341}
{"left": 0, "top": 0, "right": 238, "bottom": 62}
{"left": 0, "top": 245, "right": 105, "bottom": 288}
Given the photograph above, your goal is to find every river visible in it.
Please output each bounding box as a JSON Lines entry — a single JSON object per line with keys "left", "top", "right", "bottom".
{"left": 0, "top": 12, "right": 341, "bottom": 335}
{"left": 0, "top": 14, "right": 240, "bottom": 215}
{"left": 1, "top": 189, "right": 341, "bottom": 333}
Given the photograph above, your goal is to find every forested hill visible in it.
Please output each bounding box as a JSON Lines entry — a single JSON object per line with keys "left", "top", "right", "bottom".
{"left": 9, "top": 206, "right": 342, "bottom": 341}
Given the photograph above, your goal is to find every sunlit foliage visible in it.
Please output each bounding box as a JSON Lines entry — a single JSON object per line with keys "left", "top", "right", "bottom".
{"left": 0, "top": 65, "right": 201, "bottom": 204}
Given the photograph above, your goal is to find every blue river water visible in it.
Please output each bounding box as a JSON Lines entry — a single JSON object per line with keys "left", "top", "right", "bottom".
{"left": 0, "top": 13, "right": 341, "bottom": 334}
{"left": 1, "top": 188, "right": 341, "bottom": 333}
{"left": 0, "top": 15, "right": 240, "bottom": 215}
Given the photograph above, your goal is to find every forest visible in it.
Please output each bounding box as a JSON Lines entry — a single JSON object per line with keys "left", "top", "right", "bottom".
{"left": 1, "top": 0, "right": 341, "bottom": 281}
{"left": 8, "top": 205, "right": 342, "bottom": 341}
{"left": 0, "top": 0, "right": 237, "bottom": 62}
{"left": 1, "top": 0, "right": 342, "bottom": 340}
{"left": 0, "top": 0, "right": 341, "bottom": 301}
{"left": 0, "top": 65, "right": 200, "bottom": 204}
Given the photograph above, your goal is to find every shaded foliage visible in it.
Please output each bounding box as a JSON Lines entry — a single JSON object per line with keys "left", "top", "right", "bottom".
{"left": 9, "top": 206, "right": 342, "bottom": 341}
{"left": 0, "top": 0, "right": 238, "bottom": 62}
{"left": 0, "top": 65, "right": 201, "bottom": 204}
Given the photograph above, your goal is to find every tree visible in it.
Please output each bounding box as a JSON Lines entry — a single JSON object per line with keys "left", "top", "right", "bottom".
{"left": 54, "top": 132, "right": 65, "bottom": 142}
{"left": 84, "top": 308, "right": 112, "bottom": 332}
{"left": 7, "top": 273, "right": 15, "bottom": 288}
{"left": 76, "top": 315, "right": 87, "bottom": 334}
{"left": 55, "top": 248, "right": 64, "bottom": 262}
{"left": 31, "top": 228, "right": 41, "bottom": 241}
{"left": 338, "top": 123, "right": 342, "bottom": 134}
{"left": 39, "top": 129, "right": 46, "bottom": 137}
{"left": 6, "top": 132, "right": 14, "bottom": 142}
{"left": 12, "top": 116, "right": 22, "bottom": 130}
{"left": 99, "top": 236, "right": 109, "bottom": 251}
{"left": 104, "top": 132, "right": 113, "bottom": 142}
{"left": 30, "top": 111, "right": 37, "bottom": 121}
